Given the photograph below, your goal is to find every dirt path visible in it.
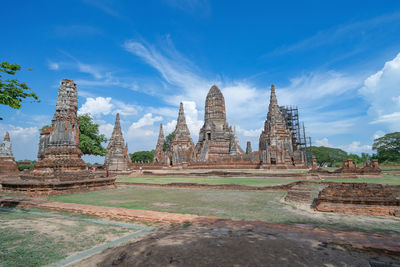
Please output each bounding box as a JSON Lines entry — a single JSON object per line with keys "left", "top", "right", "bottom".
{"left": 75, "top": 224, "right": 400, "bottom": 266}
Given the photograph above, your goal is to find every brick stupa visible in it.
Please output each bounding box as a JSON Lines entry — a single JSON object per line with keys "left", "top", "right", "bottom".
{"left": 259, "top": 85, "right": 305, "bottom": 166}
{"left": 104, "top": 113, "right": 132, "bottom": 171}
{"left": 25, "top": 79, "right": 88, "bottom": 181}
{"left": 195, "top": 85, "right": 243, "bottom": 161}
{"left": 169, "top": 103, "right": 195, "bottom": 165}
{"left": 2, "top": 79, "right": 116, "bottom": 196}
{"left": 153, "top": 123, "right": 167, "bottom": 164}
{"left": 0, "top": 132, "right": 19, "bottom": 174}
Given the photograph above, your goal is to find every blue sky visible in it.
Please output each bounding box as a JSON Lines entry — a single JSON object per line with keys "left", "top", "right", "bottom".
{"left": 1, "top": 0, "right": 400, "bottom": 162}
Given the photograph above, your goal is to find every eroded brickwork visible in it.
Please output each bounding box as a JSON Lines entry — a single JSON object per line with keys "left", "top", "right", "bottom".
{"left": 169, "top": 103, "right": 195, "bottom": 166}
{"left": 153, "top": 124, "right": 167, "bottom": 164}
{"left": 104, "top": 113, "right": 132, "bottom": 171}
{"left": 21, "top": 79, "right": 92, "bottom": 182}
{"left": 316, "top": 183, "right": 400, "bottom": 217}
{"left": 0, "top": 132, "right": 19, "bottom": 174}
{"left": 195, "top": 85, "right": 243, "bottom": 162}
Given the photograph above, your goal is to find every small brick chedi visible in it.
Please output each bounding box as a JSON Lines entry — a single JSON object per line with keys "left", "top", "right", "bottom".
{"left": 0, "top": 132, "right": 19, "bottom": 174}
{"left": 169, "top": 103, "right": 195, "bottom": 165}
{"left": 195, "top": 85, "right": 243, "bottom": 161}
{"left": 2, "top": 79, "right": 115, "bottom": 196}
{"left": 153, "top": 123, "right": 167, "bottom": 164}
{"left": 104, "top": 113, "right": 132, "bottom": 171}
{"left": 259, "top": 85, "right": 305, "bottom": 166}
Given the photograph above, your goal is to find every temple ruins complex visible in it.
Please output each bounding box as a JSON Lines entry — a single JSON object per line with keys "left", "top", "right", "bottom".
{"left": 150, "top": 84, "right": 307, "bottom": 169}
{"left": 104, "top": 113, "right": 132, "bottom": 171}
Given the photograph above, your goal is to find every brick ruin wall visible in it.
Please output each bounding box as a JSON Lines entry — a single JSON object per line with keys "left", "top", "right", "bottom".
{"left": 1, "top": 177, "right": 116, "bottom": 197}
{"left": 315, "top": 183, "right": 400, "bottom": 217}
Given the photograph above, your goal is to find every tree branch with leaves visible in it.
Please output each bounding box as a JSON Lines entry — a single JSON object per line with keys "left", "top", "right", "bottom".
{"left": 0, "top": 62, "right": 39, "bottom": 120}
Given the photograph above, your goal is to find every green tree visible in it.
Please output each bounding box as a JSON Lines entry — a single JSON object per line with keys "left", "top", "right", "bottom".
{"left": 0, "top": 62, "right": 39, "bottom": 120}
{"left": 372, "top": 132, "right": 400, "bottom": 164}
{"left": 360, "top": 152, "right": 372, "bottom": 163}
{"left": 130, "top": 150, "right": 154, "bottom": 163}
{"left": 311, "top": 146, "right": 348, "bottom": 167}
{"left": 16, "top": 160, "right": 36, "bottom": 171}
{"left": 78, "top": 114, "right": 107, "bottom": 156}
{"left": 163, "top": 132, "right": 175, "bottom": 152}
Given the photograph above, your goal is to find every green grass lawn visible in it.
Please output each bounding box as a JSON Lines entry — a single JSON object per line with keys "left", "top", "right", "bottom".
{"left": 118, "top": 174, "right": 400, "bottom": 186}
{"left": 0, "top": 209, "right": 135, "bottom": 267}
{"left": 48, "top": 186, "right": 400, "bottom": 237}
{"left": 117, "top": 176, "right": 302, "bottom": 186}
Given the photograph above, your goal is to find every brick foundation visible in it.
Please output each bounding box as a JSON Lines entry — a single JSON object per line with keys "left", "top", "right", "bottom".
{"left": 315, "top": 183, "right": 400, "bottom": 217}
{"left": 1, "top": 177, "right": 116, "bottom": 197}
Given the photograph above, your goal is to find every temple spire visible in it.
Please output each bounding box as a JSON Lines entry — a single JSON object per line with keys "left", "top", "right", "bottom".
{"left": 4, "top": 132, "right": 10, "bottom": 142}
{"left": 104, "top": 113, "right": 131, "bottom": 171}
{"left": 169, "top": 103, "right": 194, "bottom": 165}
{"left": 177, "top": 102, "right": 187, "bottom": 125}
{"left": 153, "top": 123, "right": 166, "bottom": 163}
{"left": 158, "top": 123, "right": 164, "bottom": 140}
{"left": 269, "top": 84, "right": 278, "bottom": 106}
{"left": 113, "top": 113, "right": 121, "bottom": 133}
{"left": 173, "top": 103, "right": 192, "bottom": 142}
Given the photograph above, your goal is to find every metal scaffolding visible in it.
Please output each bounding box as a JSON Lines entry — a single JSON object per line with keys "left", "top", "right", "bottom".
{"left": 280, "top": 106, "right": 313, "bottom": 165}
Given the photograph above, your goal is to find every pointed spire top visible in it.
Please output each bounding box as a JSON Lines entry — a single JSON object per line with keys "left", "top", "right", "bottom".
{"left": 114, "top": 113, "right": 121, "bottom": 127}
{"left": 270, "top": 84, "right": 278, "bottom": 106}
{"left": 158, "top": 123, "right": 164, "bottom": 139}
{"left": 4, "top": 132, "right": 10, "bottom": 142}
{"left": 177, "top": 102, "right": 186, "bottom": 124}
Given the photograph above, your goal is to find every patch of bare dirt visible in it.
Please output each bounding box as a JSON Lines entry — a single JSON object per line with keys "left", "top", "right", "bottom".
{"left": 0, "top": 216, "right": 130, "bottom": 243}
{"left": 75, "top": 225, "right": 400, "bottom": 267}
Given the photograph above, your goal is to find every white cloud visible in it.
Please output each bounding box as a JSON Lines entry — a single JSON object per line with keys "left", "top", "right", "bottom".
{"left": 359, "top": 52, "right": 400, "bottom": 130}
{"left": 129, "top": 113, "right": 162, "bottom": 129}
{"left": 77, "top": 62, "right": 103, "bottom": 79}
{"left": 306, "top": 118, "right": 357, "bottom": 136}
{"left": 315, "top": 137, "right": 372, "bottom": 154}
{"left": 79, "top": 97, "right": 114, "bottom": 116}
{"left": 341, "top": 141, "right": 372, "bottom": 154}
{"left": 125, "top": 113, "right": 163, "bottom": 151}
{"left": 315, "top": 137, "right": 333, "bottom": 147}
{"left": 279, "top": 71, "right": 362, "bottom": 108}
{"left": 236, "top": 126, "right": 262, "bottom": 138}
{"left": 370, "top": 112, "right": 400, "bottom": 125}
{"left": 78, "top": 96, "right": 140, "bottom": 118}
{"left": 112, "top": 100, "right": 140, "bottom": 116}
{"left": 48, "top": 62, "right": 59, "bottom": 70}
{"left": 98, "top": 123, "right": 114, "bottom": 139}
{"left": 181, "top": 101, "right": 203, "bottom": 138}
